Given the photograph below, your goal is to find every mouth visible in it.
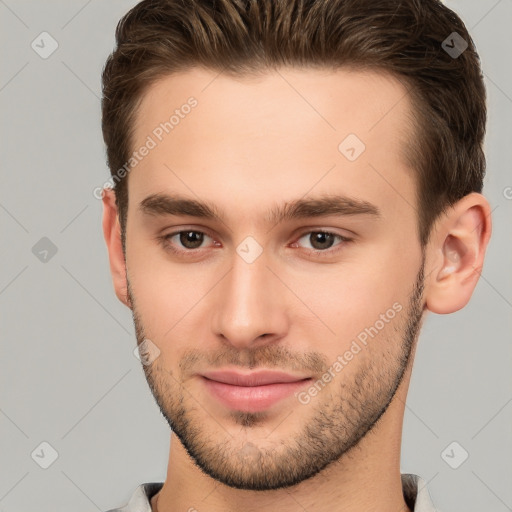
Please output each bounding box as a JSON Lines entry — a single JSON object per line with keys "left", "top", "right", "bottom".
{"left": 200, "top": 370, "right": 313, "bottom": 412}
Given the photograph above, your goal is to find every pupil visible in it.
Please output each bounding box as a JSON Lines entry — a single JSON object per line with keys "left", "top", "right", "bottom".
{"left": 311, "top": 232, "right": 333, "bottom": 250}
{"left": 180, "top": 231, "right": 203, "bottom": 249}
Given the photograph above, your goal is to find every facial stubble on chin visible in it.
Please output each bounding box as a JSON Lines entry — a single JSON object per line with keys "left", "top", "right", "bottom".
{"left": 126, "top": 254, "right": 426, "bottom": 491}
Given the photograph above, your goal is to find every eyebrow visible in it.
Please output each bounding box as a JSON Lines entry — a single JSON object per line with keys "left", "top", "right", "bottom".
{"left": 139, "top": 192, "right": 381, "bottom": 226}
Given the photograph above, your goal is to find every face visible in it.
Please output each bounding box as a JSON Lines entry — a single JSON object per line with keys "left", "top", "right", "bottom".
{"left": 122, "top": 67, "right": 427, "bottom": 490}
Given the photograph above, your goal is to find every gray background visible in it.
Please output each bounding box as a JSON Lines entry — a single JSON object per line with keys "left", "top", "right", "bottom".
{"left": 1, "top": 1, "right": 511, "bottom": 511}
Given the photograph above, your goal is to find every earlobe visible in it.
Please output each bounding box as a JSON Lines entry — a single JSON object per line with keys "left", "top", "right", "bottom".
{"left": 101, "top": 187, "right": 131, "bottom": 309}
{"left": 425, "top": 193, "right": 492, "bottom": 315}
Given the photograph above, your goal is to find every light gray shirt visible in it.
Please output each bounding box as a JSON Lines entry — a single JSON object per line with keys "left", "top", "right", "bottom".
{"left": 105, "top": 473, "right": 439, "bottom": 511}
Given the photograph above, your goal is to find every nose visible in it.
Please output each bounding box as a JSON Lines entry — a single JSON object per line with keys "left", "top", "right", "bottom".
{"left": 210, "top": 249, "right": 289, "bottom": 350}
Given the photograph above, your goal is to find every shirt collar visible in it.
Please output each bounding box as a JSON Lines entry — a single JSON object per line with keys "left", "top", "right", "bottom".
{"left": 116, "top": 473, "right": 438, "bottom": 511}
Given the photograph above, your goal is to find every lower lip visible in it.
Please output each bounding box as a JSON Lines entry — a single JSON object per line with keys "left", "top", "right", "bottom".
{"left": 201, "top": 377, "right": 312, "bottom": 413}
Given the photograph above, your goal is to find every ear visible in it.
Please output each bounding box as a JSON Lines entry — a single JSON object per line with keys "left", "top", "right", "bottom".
{"left": 425, "top": 192, "right": 492, "bottom": 314}
{"left": 101, "top": 187, "right": 131, "bottom": 309}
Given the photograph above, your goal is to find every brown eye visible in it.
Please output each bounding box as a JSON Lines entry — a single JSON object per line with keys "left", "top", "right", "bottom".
{"left": 177, "top": 231, "right": 205, "bottom": 249}
{"left": 160, "top": 230, "right": 215, "bottom": 255}
{"left": 296, "top": 230, "right": 350, "bottom": 253}
{"left": 308, "top": 232, "right": 336, "bottom": 250}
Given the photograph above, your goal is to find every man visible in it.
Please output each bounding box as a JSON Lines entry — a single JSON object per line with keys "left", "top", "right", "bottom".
{"left": 100, "top": 0, "right": 492, "bottom": 511}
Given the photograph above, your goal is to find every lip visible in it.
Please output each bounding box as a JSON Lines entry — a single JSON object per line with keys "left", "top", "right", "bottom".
{"left": 201, "top": 369, "right": 311, "bottom": 386}
{"left": 200, "top": 370, "right": 312, "bottom": 412}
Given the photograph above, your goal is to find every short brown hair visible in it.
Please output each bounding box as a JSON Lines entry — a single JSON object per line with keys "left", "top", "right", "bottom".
{"left": 101, "top": 0, "right": 486, "bottom": 250}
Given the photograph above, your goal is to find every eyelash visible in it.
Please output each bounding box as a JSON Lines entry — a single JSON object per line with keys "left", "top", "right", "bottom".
{"left": 158, "top": 229, "right": 352, "bottom": 258}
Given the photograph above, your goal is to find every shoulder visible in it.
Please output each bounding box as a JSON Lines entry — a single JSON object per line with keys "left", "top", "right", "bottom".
{"left": 401, "top": 473, "right": 441, "bottom": 512}
{"left": 104, "top": 482, "right": 164, "bottom": 512}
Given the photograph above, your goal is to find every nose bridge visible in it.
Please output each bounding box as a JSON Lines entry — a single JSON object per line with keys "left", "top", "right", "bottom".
{"left": 211, "top": 247, "right": 287, "bottom": 347}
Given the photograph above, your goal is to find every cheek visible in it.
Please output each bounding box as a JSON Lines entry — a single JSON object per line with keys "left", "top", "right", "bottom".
{"left": 126, "top": 239, "right": 216, "bottom": 342}
{"left": 299, "top": 252, "right": 415, "bottom": 358}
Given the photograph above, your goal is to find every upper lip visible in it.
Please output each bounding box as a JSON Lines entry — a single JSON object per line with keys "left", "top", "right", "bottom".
{"left": 201, "top": 370, "right": 311, "bottom": 386}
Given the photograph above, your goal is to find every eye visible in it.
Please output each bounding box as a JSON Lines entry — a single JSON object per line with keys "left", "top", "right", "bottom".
{"left": 159, "top": 230, "right": 218, "bottom": 254}
{"left": 158, "top": 228, "right": 352, "bottom": 258}
{"left": 292, "top": 230, "right": 351, "bottom": 256}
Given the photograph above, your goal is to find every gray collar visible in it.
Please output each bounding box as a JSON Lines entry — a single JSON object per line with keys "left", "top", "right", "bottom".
{"left": 107, "top": 473, "right": 438, "bottom": 511}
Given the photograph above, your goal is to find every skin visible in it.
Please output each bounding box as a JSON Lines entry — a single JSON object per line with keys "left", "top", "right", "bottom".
{"left": 102, "top": 67, "right": 492, "bottom": 512}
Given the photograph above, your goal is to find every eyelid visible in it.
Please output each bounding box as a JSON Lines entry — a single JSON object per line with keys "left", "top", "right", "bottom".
{"left": 158, "top": 227, "right": 353, "bottom": 256}
{"left": 291, "top": 229, "right": 352, "bottom": 255}
{"left": 159, "top": 228, "right": 217, "bottom": 252}
{"left": 294, "top": 227, "right": 352, "bottom": 240}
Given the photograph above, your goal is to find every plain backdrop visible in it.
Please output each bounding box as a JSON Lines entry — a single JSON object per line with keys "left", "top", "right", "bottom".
{"left": 1, "top": 1, "right": 511, "bottom": 511}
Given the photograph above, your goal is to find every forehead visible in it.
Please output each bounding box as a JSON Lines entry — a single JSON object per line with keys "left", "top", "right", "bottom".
{"left": 134, "top": 66, "right": 414, "bottom": 144}
{"left": 127, "top": 66, "right": 417, "bottom": 228}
